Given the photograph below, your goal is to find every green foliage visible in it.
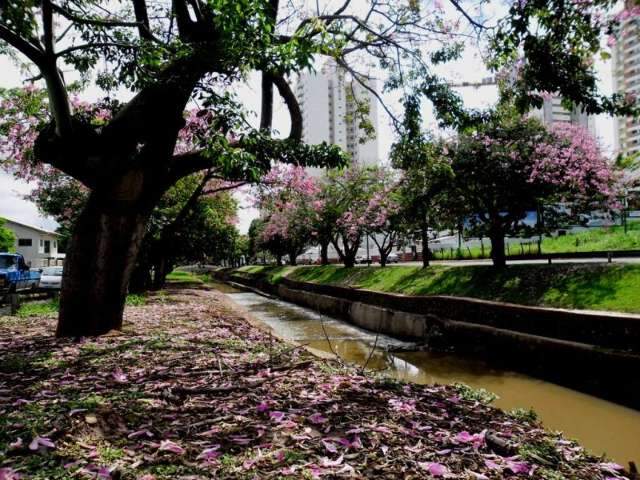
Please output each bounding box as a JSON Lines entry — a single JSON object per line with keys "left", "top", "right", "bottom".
{"left": 519, "top": 438, "right": 563, "bottom": 466}
{"left": 453, "top": 383, "right": 498, "bottom": 404}
{"left": 509, "top": 407, "right": 539, "bottom": 423}
{"left": 0, "top": 218, "right": 15, "bottom": 252}
{"left": 390, "top": 96, "right": 456, "bottom": 254}
{"left": 490, "top": 0, "right": 639, "bottom": 118}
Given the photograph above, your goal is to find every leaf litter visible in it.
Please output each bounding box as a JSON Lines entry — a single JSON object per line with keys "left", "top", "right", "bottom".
{"left": 0, "top": 286, "right": 630, "bottom": 479}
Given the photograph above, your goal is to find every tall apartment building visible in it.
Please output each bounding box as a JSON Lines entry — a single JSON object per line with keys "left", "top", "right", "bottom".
{"left": 529, "top": 95, "right": 596, "bottom": 135}
{"left": 612, "top": 1, "right": 640, "bottom": 157}
{"left": 295, "top": 60, "right": 380, "bottom": 172}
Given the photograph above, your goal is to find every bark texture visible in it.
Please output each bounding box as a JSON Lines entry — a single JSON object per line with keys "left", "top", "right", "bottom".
{"left": 490, "top": 227, "right": 506, "bottom": 268}
{"left": 320, "top": 241, "right": 329, "bottom": 265}
{"left": 56, "top": 194, "right": 150, "bottom": 337}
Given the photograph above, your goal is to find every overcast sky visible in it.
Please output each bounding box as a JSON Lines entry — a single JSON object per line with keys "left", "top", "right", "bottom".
{"left": 0, "top": 23, "right": 617, "bottom": 235}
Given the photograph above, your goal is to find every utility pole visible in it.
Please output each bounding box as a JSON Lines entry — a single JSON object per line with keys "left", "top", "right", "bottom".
{"left": 623, "top": 189, "right": 629, "bottom": 234}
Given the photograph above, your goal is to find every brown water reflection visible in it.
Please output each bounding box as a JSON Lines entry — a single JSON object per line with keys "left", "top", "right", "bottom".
{"left": 224, "top": 287, "right": 640, "bottom": 465}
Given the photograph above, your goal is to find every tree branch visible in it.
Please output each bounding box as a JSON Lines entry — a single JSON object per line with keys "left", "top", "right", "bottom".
{"left": 447, "top": 0, "right": 488, "bottom": 30}
{"left": 50, "top": 3, "right": 144, "bottom": 28}
{"left": 172, "top": 0, "right": 196, "bottom": 41}
{"left": 335, "top": 58, "right": 400, "bottom": 131}
{"left": 260, "top": 73, "right": 274, "bottom": 131}
{"left": 56, "top": 42, "right": 138, "bottom": 58}
{"left": 203, "top": 181, "right": 247, "bottom": 195}
{"left": 132, "top": 0, "right": 154, "bottom": 41}
{"left": 50, "top": 2, "right": 162, "bottom": 43}
{"left": 272, "top": 75, "right": 302, "bottom": 141}
{"left": 169, "top": 150, "right": 215, "bottom": 181}
{"left": 260, "top": 0, "right": 279, "bottom": 132}
{"left": 42, "top": 0, "right": 55, "bottom": 56}
{"left": 0, "top": 25, "right": 45, "bottom": 65}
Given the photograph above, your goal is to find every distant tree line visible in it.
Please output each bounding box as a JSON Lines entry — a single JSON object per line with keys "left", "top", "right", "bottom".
{"left": 250, "top": 101, "right": 622, "bottom": 268}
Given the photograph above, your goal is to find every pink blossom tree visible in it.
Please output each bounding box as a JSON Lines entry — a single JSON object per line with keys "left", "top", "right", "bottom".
{"left": 321, "top": 166, "right": 401, "bottom": 268}
{"left": 253, "top": 165, "right": 320, "bottom": 265}
{"left": 450, "top": 115, "right": 620, "bottom": 267}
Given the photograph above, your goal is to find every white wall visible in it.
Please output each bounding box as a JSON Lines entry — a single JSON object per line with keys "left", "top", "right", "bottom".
{"left": 4, "top": 220, "right": 61, "bottom": 267}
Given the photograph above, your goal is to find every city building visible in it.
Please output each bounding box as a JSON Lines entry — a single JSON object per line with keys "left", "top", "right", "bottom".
{"left": 612, "top": 1, "right": 640, "bottom": 157}
{"left": 1, "top": 217, "right": 64, "bottom": 267}
{"left": 294, "top": 60, "right": 382, "bottom": 262}
{"left": 528, "top": 94, "right": 596, "bottom": 135}
{"left": 295, "top": 60, "right": 380, "bottom": 173}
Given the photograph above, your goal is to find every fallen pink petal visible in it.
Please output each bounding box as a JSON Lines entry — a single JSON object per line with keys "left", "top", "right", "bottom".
{"left": 157, "top": 440, "right": 185, "bottom": 455}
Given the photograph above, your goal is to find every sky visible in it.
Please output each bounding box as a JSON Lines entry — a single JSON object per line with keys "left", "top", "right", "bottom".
{"left": 0, "top": 8, "right": 618, "bottom": 235}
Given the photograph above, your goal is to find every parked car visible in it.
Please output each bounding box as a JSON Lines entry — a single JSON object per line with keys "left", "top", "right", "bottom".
{"left": 382, "top": 253, "right": 400, "bottom": 264}
{"left": 39, "top": 266, "right": 63, "bottom": 290}
{"left": 0, "top": 253, "right": 40, "bottom": 301}
{"left": 355, "top": 255, "right": 368, "bottom": 264}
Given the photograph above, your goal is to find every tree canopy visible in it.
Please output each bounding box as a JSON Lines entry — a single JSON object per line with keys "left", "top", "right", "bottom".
{"left": 391, "top": 95, "right": 454, "bottom": 267}
{"left": 448, "top": 112, "right": 619, "bottom": 266}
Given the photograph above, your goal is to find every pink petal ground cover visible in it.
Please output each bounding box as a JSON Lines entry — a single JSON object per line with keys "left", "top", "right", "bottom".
{"left": 0, "top": 286, "right": 628, "bottom": 479}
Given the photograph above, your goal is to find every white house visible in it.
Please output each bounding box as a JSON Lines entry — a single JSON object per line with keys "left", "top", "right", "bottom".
{"left": 1, "top": 217, "right": 64, "bottom": 267}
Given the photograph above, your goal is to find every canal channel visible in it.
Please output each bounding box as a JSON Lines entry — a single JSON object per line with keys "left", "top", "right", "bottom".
{"left": 212, "top": 281, "right": 640, "bottom": 465}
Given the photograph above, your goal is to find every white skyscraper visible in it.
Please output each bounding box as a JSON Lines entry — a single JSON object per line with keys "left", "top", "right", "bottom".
{"left": 612, "top": 1, "right": 640, "bottom": 157}
{"left": 296, "top": 60, "right": 380, "bottom": 173}
{"left": 529, "top": 94, "right": 596, "bottom": 135}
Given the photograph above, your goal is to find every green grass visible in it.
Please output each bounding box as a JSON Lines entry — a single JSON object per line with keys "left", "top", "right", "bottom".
{"left": 16, "top": 294, "right": 145, "bottom": 317}
{"left": 236, "top": 265, "right": 293, "bottom": 283}
{"left": 166, "top": 270, "right": 208, "bottom": 284}
{"left": 125, "top": 294, "right": 147, "bottom": 306}
{"left": 17, "top": 299, "right": 59, "bottom": 317}
{"left": 430, "top": 221, "right": 640, "bottom": 260}
{"left": 540, "top": 222, "right": 640, "bottom": 253}
{"left": 239, "top": 264, "right": 640, "bottom": 313}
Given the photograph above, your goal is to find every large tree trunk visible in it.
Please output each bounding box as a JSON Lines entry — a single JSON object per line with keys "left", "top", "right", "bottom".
{"left": 320, "top": 240, "right": 329, "bottom": 265}
{"left": 56, "top": 197, "right": 149, "bottom": 337}
{"left": 489, "top": 227, "right": 506, "bottom": 268}
{"left": 340, "top": 236, "right": 358, "bottom": 268}
{"left": 288, "top": 251, "right": 297, "bottom": 266}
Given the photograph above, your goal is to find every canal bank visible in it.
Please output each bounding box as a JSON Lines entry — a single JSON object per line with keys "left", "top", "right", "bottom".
{"left": 217, "top": 268, "right": 640, "bottom": 412}
{"left": 210, "top": 279, "right": 640, "bottom": 468}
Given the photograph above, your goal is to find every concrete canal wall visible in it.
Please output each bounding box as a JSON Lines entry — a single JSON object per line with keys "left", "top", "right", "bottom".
{"left": 219, "top": 270, "right": 640, "bottom": 410}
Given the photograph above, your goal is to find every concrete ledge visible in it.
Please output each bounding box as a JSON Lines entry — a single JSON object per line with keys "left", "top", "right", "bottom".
{"left": 276, "top": 277, "right": 640, "bottom": 353}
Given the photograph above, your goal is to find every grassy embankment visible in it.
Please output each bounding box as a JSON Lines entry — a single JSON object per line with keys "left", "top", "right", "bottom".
{"left": 237, "top": 263, "right": 640, "bottom": 313}
{"left": 431, "top": 221, "right": 640, "bottom": 260}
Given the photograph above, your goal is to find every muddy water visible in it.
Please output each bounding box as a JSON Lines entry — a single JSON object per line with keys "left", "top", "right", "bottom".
{"left": 218, "top": 283, "right": 640, "bottom": 465}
